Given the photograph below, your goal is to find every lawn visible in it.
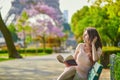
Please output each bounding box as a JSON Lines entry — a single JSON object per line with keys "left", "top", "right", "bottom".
{"left": 0, "top": 52, "right": 50, "bottom": 62}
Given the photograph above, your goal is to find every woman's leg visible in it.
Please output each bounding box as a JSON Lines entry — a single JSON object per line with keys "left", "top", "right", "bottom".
{"left": 57, "top": 66, "right": 76, "bottom": 80}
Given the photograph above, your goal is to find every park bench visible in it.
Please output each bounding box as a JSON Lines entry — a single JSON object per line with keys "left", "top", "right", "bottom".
{"left": 73, "top": 62, "right": 103, "bottom": 80}
{"left": 88, "top": 62, "right": 103, "bottom": 80}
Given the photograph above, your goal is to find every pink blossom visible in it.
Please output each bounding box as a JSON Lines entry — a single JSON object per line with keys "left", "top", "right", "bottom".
{"left": 22, "top": 1, "right": 64, "bottom": 38}
{"left": 25, "top": 2, "right": 58, "bottom": 20}
{"left": 17, "top": 31, "right": 25, "bottom": 39}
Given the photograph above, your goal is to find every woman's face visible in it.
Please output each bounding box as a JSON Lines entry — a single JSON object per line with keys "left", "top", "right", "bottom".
{"left": 83, "top": 30, "right": 90, "bottom": 43}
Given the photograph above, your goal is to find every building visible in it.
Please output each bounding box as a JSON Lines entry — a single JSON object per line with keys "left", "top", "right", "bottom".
{"left": 63, "top": 10, "right": 68, "bottom": 23}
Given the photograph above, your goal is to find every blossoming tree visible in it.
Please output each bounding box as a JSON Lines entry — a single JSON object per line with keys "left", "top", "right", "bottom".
{"left": 19, "top": 1, "right": 64, "bottom": 51}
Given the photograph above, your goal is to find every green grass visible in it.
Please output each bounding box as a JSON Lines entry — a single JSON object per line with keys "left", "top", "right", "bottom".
{"left": 0, "top": 53, "right": 14, "bottom": 62}
{"left": 0, "top": 52, "right": 50, "bottom": 62}
{"left": 0, "top": 58, "right": 14, "bottom": 62}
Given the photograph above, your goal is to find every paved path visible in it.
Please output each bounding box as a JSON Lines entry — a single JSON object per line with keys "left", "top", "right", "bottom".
{"left": 0, "top": 53, "right": 68, "bottom": 80}
{"left": 99, "top": 69, "right": 110, "bottom": 80}
{"left": 0, "top": 53, "right": 110, "bottom": 80}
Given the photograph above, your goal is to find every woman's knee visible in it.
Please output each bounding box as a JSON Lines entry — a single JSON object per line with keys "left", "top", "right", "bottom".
{"left": 57, "top": 67, "right": 76, "bottom": 80}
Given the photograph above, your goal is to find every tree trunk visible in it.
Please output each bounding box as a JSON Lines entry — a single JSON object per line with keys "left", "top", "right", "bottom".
{"left": 0, "top": 13, "right": 22, "bottom": 58}
{"left": 42, "top": 34, "right": 46, "bottom": 52}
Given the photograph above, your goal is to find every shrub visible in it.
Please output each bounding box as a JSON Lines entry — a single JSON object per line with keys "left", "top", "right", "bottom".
{"left": 0, "top": 50, "right": 8, "bottom": 53}
{"left": 102, "top": 47, "right": 120, "bottom": 53}
{"left": 101, "top": 47, "right": 120, "bottom": 68}
{"left": 0, "top": 48, "right": 53, "bottom": 54}
{"left": 114, "top": 54, "right": 120, "bottom": 80}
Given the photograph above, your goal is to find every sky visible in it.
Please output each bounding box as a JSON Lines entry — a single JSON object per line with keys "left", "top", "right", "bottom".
{"left": 0, "top": 0, "right": 13, "bottom": 19}
{"left": 59, "top": 0, "right": 92, "bottom": 22}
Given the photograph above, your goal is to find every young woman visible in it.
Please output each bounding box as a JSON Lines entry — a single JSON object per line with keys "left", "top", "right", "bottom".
{"left": 57, "top": 27, "right": 102, "bottom": 80}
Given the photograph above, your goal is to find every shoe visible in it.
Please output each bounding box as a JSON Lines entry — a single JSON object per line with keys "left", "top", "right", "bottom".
{"left": 56, "top": 54, "right": 64, "bottom": 63}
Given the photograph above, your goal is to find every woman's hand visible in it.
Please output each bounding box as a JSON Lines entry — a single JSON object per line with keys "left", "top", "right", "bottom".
{"left": 92, "top": 37, "right": 97, "bottom": 44}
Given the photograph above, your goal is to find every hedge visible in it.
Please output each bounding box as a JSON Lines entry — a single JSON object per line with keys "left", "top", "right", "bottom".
{"left": 114, "top": 54, "right": 120, "bottom": 80}
{"left": 0, "top": 48, "right": 53, "bottom": 54}
{"left": 101, "top": 47, "right": 120, "bottom": 68}
{"left": 102, "top": 47, "right": 120, "bottom": 53}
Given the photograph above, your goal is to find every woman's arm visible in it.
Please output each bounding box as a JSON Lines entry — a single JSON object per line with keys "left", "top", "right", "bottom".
{"left": 91, "top": 37, "right": 102, "bottom": 62}
{"left": 92, "top": 44, "right": 102, "bottom": 62}
{"left": 74, "top": 43, "right": 81, "bottom": 60}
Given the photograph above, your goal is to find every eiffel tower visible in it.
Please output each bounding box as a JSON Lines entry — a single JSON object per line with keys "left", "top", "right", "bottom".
{"left": 1, "top": 0, "right": 63, "bottom": 25}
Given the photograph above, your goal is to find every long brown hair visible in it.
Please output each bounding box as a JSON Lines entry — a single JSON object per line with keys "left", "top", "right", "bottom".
{"left": 85, "top": 27, "right": 102, "bottom": 64}
{"left": 85, "top": 27, "right": 102, "bottom": 50}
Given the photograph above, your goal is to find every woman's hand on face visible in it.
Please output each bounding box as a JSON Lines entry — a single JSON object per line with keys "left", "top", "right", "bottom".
{"left": 92, "top": 37, "right": 97, "bottom": 44}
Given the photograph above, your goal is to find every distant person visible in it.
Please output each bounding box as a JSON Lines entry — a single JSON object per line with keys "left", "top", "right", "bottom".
{"left": 56, "top": 27, "right": 102, "bottom": 80}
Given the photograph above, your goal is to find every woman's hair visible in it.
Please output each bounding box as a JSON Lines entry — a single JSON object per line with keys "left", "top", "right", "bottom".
{"left": 85, "top": 27, "right": 102, "bottom": 50}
